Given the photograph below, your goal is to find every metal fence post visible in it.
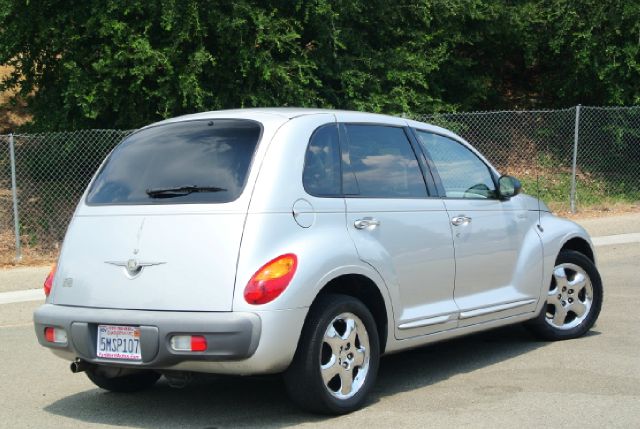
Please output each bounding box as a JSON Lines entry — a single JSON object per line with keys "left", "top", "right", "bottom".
{"left": 9, "top": 133, "right": 22, "bottom": 262}
{"left": 570, "top": 105, "right": 581, "bottom": 213}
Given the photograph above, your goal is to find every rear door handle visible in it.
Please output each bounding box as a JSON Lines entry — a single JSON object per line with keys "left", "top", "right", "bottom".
{"left": 354, "top": 217, "right": 381, "bottom": 229}
{"left": 451, "top": 216, "right": 472, "bottom": 226}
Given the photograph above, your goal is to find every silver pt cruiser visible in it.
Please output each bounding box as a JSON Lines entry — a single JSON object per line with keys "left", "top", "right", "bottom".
{"left": 34, "top": 108, "right": 603, "bottom": 414}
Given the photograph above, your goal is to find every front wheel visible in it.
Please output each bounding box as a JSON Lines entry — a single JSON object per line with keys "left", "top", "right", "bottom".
{"left": 284, "top": 294, "right": 380, "bottom": 414}
{"left": 527, "top": 249, "right": 603, "bottom": 340}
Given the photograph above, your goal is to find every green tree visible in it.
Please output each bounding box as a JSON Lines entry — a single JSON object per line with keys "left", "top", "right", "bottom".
{"left": 0, "top": 0, "right": 483, "bottom": 129}
{"left": 519, "top": 0, "right": 640, "bottom": 106}
{"left": 1, "top": 0, "right": 639, "bottom": 130}
{"left": 0, "top": 0, "right": 323, "bottom": 129}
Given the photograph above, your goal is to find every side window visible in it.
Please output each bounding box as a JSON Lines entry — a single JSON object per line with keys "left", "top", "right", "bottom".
{"left": 303, "top": 124, "right": 341, "bottom": 196}
{"left": 345, "top": 125, "right": 427, "bottom": 198}
{"left": 415, "top": 130, "right": 496, "bottom": 199}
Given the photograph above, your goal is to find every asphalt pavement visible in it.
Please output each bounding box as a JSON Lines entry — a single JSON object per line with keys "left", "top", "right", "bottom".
{"left": 0, "top": 213, "right": 638, "bottom": 428}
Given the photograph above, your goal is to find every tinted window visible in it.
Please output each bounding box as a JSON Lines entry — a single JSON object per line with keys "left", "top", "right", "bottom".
{"left": 345, "top": 125, "right": 427, "bottom": 198}
{"left": 415, "top": 130, "right": 496, "bottom": 199}
{"left": 303, "top": 124, "right": 341, "bottom": 196}
{"left": 87, "top": 119, "right": 261, "bottom": 204}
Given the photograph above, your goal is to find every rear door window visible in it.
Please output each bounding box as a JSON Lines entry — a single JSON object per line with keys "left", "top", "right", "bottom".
{"left": 86, "top": 119, "right": 261, "bottom": 204}
{"left": 344, "top": 125, "right": 427, "bottom": 198}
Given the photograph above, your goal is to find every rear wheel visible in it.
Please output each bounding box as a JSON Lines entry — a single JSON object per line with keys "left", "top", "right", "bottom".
{"left": 527, "top": 250, "right": 603, "bottom": 340}
{"left": 284, "top": 294, "right": 380, "bottom": 414}
{"left": 86, "top": 367, "right": 161, "bottom": 393}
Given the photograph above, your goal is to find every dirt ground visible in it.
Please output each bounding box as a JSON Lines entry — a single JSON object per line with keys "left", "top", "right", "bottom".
{"left": 0, "top": 65, "right": 31, "bottom": 133}
{"left": 556, "top": 202, "right": 640, "bottom": 220}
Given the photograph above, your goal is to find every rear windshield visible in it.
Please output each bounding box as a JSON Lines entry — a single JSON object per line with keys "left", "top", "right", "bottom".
{"left": 86, "top": 119, "right": 261, "bottom": 205}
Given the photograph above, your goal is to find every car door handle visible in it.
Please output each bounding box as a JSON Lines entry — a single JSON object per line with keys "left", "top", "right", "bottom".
{"left": 451, "top": 216, "right": 472, "bottom": 226}
{"left": 354, "top": 217, "right": 381, "bottom": 229}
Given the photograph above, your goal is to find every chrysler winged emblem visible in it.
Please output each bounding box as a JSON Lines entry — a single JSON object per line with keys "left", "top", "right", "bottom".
{"left": 105, "top": 258, "right": 165, "bottom": 278}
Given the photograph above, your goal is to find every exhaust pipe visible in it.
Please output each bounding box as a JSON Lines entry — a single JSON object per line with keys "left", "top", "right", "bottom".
{"left": 164, "top": 371, "right": 192, "bottom": 388}
{"left": 70, "top": 359, "right": 89, "bottom": 373}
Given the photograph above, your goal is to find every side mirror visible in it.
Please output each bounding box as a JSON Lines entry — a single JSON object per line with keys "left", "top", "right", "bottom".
{"left": 498, "top": 175, "right": 522, "bottom": 200}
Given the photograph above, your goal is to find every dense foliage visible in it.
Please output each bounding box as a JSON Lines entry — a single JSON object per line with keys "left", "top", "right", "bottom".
{"left": 0, "top": 0, "right": 639, "bottom": 130}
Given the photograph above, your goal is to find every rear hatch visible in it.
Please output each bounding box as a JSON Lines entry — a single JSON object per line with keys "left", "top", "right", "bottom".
{"left": 52, "top": 118, "right": 265, "bottom": 311}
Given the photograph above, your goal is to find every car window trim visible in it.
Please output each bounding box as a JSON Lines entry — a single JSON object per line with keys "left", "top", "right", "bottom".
{"left": 404, "top": 126, "right": 439, "bottom": 197}
{"left": 337, "top": 123, "right": 360, "bottom": 196}
{"left": 411, "top": 127, "right": 501, "bottom": 200}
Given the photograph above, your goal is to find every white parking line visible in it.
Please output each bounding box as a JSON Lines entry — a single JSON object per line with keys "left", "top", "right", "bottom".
{"left": 0, "top": 288, "right": 43, "bottom": 305}
{"left": 592, "top": 232, "right": 640, "bottom": 247}
{"left": 0, "top": 231, "right": 638, "bottom": 306}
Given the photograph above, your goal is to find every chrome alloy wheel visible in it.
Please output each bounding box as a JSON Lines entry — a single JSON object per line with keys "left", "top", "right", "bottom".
{"left": 319, "top": 312, "right": 370, "bottom": 400}
{"left": 545, "top": 263, "right": 594, "bottom": 330}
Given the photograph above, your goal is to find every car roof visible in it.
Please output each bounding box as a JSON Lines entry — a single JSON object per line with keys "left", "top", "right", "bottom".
{"left": 149, "top": 107, "right": 453, "bottom": 135}
{"left": 159, "top": 107, "right": 405, "bottom": 121}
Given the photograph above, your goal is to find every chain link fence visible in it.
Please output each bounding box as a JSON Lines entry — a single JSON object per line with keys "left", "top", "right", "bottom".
{"left": 1, "top": 130, "right": 134, "bottom": 263}
{"left": 417, "top": 105, "right": 640, "bottom": 213}
{"left": 1, "top": 106, "right": 639, "bottom": 263}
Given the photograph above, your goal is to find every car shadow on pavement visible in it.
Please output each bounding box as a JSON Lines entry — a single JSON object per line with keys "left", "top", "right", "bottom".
{"left": 43, "top": 324, "right": 591, "bottom": 428}
{"left": 373, "top": 324, "right": 599, "bottom": 403}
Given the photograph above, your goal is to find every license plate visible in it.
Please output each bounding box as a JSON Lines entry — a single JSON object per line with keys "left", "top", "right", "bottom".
{"left": 96, "top": 325, "right": 142, "bottom": 360}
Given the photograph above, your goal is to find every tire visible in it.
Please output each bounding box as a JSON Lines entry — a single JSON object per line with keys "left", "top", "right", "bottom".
{"left": 527, "top": 249, "right": 603, "bottom": 341}
{"left": 86, "top": 367, "right": 161, "bottom": 393}
{"left": 284, "top": 294, "right": 380, "bottom": 414}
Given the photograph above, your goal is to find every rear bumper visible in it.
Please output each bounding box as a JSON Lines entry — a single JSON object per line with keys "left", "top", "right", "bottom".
{"left": 34, "top": 304, "right": 267, "bottom": 370}
{"left": 34, "top": 304, "right": 308, "bottom": 375}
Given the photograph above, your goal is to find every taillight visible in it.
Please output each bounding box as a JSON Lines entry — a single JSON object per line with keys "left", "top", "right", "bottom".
{"left": 44, "top": 263, "right": 57, "bottom": 297}
{"left": 244, "top": 254, "right": 298, "bottom": 305}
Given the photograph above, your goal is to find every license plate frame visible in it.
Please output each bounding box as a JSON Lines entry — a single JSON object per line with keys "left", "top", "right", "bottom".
{"left": 96, "top": 324, "right": 142, "bottom": 361}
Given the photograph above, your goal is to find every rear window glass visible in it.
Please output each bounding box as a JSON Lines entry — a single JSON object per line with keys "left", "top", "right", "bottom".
{"left": 86, "top": 119, "right": 261, "bottom": 204}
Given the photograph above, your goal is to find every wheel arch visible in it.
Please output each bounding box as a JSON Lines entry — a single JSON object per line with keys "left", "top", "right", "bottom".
{"left": 539, "top": 212, "right": 597, "bottom": 267}
{"left": 560, "top": 236, "right": 594, "bottom": 263}
{"left": 313, "top": 274, "right": 389, "bottom": 354}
